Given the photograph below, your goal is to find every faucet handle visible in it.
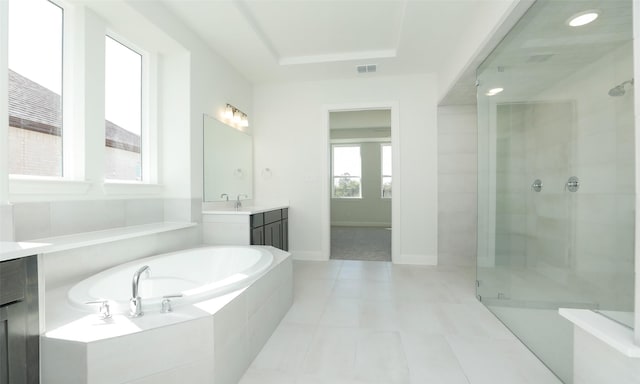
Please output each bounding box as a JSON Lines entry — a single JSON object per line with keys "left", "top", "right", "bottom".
{"left": 86, "top": 300, "right": 112, "bottom": 320}
{"left": 161, "top": 294, "right": 183, "bottom": 313}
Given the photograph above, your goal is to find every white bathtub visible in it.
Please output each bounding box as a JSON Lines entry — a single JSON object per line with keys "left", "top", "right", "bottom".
{"left": 67, "top": 246, "right": 274, "bottom": 314}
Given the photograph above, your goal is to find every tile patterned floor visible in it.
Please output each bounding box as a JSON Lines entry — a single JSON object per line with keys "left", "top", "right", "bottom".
{"left": 239, "top": 260, "right": 562, "bottom": 384}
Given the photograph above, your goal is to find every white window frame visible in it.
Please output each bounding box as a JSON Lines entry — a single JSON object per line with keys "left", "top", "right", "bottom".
{"left": 103, "top": 31, "right": 156, "bottom": 185}
{"left": 7, "top": 0, "right": 68, "bottom": 179}
{"left": 4, "top": 2, "right": 162, "bottom": 201}
{"left": 331, "top": 144, "right": 362, "bottom": 199}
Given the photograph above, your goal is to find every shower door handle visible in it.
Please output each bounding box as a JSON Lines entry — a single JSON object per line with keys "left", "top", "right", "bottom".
{"left": 565, "top": 176, "right": 580, "bottom": 192}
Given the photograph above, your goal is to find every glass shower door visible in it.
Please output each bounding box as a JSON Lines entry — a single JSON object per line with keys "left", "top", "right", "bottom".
{"left": 476, "top": 1, "right": 634, "bottom": 383}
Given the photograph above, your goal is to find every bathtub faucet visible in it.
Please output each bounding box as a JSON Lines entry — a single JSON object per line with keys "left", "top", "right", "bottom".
{"left": 130, "top": 265, "right": 151, "bottom": 317}
{"left": 235, "top": 194, "right": 248, "bottom": 210}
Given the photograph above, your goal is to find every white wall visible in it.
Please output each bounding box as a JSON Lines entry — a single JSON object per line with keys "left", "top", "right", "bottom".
{"left": 437, "top": 105, "right": 478, "bottom": 267}
{"left": 436, "top": 0, "right": 522, "bottom": 101}
{"left": 0, "top": 0, "right": 11, "bottom": 241}
{"left": 128, "top": 2, "right": 253, "bottom": 222}
{"left": 253, "top": 75, "right": 438, "bottom": 264}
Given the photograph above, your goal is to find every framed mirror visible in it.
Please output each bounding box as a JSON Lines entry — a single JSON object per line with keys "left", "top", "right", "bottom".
{"left": 203, "top": 114, "right": 253, "bottom": 202}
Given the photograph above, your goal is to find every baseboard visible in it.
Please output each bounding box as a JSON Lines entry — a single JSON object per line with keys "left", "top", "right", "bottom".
{"left": 331, "top": 221, "right": 392, "bottom": 228}
{"left": 393, "top": 253, "right": 438, "bottom": 265}
{"left": 291, "top": 250, "right": 327, "bottom": 261}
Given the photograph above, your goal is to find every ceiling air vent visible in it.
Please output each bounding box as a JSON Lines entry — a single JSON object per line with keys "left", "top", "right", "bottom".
{"left": 356, "top": 64, "right": 377, "bottom": 74}
{"left": 527, "top": 54, "right": 554, "bottom": 63}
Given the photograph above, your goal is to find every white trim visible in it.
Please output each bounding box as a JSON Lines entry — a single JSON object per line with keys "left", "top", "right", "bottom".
{"left": 291, "top": 250, "right": 325, "bottom": 261}
{"left": 322, "top": 101, "right": 400, "bottom": 263}
{"left": 279, "top": 50, "right": 396, "bottom": 66}
{"left": 0, "top": 0, "right": 8, "bottom": 204}
{"left": 331, "top": 221, "right": 391, "bottom": 228}
{"left": 634, "top": 0, "right": 640, "bottom": 343}
{"left": 330, "top": 138, "right": 391, "bottom": 144}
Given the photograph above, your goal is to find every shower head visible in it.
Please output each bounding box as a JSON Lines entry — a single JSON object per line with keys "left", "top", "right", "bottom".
{"left": 608, "top": 79, "right": 634, "bottom": 97}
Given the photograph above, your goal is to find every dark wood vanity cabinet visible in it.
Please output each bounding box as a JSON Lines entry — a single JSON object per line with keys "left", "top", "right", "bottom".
{"left": 0, "top": 256, "right": 39, "bottom": 384}
{"left": 250, "top": 208, "right": 288, "bottom": 251}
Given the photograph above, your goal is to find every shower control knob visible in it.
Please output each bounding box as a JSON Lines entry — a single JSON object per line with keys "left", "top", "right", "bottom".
{"left": 565, "top": 176, "right": 580, "bottom": 192}
{"left": 531, "top": 179, "right": 543, "bottom": 192}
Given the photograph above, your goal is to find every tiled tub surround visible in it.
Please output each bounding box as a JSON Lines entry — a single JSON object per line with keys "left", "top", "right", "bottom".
{"left": 10, "top": 198, "right": 201, "bottom": 241}
{"left": 41, "top": 246, "right": 293, "bottom": 384}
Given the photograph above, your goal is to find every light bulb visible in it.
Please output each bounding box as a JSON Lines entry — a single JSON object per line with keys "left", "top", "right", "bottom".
{"left": 223, "top": 105, "right": 234, "bottom": 120}
{"left": 233, "top": 110, "right": 242, "bottom": 124}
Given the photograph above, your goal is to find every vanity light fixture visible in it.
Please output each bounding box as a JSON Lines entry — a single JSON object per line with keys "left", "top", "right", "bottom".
{"left": 223, "top": 104, "right": 249, "bottom": 128}
{"left": 486, "top": 87, "right": 504, "bottom": 96}
{"left": 567, "top": 10, "right": 599, "bottom": 27}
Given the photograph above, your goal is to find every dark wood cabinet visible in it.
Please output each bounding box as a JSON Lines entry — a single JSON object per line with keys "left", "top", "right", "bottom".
{"left": 250, "top": 208, "right": 288, "bottom": 251}
{"left": 0, "top": 256, "right": 39, "bottom": 384}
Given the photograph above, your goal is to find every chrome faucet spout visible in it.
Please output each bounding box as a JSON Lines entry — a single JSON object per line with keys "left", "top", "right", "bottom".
{"left": 234, "top": 194, "right": 248, "bottom": 210}
{"left": 130, "top": 265, "right": 150, "bottom": 317}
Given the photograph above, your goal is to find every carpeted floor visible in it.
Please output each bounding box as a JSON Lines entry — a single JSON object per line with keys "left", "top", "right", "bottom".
{"left": 330, "top": 226, "right": 391, "bottom": 261}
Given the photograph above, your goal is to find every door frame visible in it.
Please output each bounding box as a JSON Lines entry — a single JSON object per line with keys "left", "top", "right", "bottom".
{"left": 321, "top": 101, "right": 400, "bottom": 262}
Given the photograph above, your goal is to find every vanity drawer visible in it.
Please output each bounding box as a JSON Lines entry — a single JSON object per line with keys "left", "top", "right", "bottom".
{"left": 264, "top": 209, "right": 282, "bottom": 225}
{"left": 0, "top": 259, "right": 26, "bottom": 306}
{"left": 251, "top": 213, "right": 264, "bottom": 228}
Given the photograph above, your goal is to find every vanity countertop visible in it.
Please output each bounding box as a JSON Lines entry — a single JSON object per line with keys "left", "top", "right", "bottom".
{"left": 0, "top": 241, "right": 50, "bottom": 262}
{"left": 202, "top": 204, "right": 289, "bottom": 215}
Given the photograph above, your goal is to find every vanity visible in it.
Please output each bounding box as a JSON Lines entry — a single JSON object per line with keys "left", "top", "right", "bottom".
{"left": 0, "top": 243, "right": 46, "bottom": 384}
{"left": 202, "top": 206, "right": 289, "bottom": 251}
{"left": 202, "top": 115, "right": 290, "bottom": 252}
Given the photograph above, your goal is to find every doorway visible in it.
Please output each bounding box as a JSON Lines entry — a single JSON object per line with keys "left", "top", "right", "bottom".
{"left": 329, "top": 109, "right": 392, "bottom": 261}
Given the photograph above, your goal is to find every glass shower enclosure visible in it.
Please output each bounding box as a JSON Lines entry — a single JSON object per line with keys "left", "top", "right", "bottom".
{"left": 476, "top": 0, "right": 634, "bottom": 383}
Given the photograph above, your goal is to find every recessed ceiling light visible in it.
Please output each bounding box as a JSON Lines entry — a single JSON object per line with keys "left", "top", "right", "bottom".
{"left": 567, "top": 10, "right": 599, "bottom": 27}
{"left": 486, "top": 87, "right": 504, "bottom": 96}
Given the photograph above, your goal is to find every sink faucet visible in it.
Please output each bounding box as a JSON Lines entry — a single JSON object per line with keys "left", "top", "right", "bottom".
{"left": 235, "top": 194, "right": 248, "bottom": 210}
{"left": 130, "top": 265, "right": 150, "bottom": 317}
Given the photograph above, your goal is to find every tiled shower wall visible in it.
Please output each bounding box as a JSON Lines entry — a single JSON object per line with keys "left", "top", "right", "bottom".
{"left": 437, "top": 105, "right": 478, "bottom": 267}
{"left": 491, "top": 41, "right": 635, "bottom": 310}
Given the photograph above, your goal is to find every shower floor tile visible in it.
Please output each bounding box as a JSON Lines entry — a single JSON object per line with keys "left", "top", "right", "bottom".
{"left": 239, "top": 260, "right": 562, "bottom": 384}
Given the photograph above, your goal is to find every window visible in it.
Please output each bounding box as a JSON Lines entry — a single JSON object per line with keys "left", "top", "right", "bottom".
{"left": 332, "top": 145, "right": 361, "bottom": 198}
{"left": 8, "top": 0, "right": 63, "bottom": 177}
{"left": 381, "top": 143, "right": 392, "bottom": 198}
{"left": 104, "top": 35, "right": 142, "bottom": 181}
